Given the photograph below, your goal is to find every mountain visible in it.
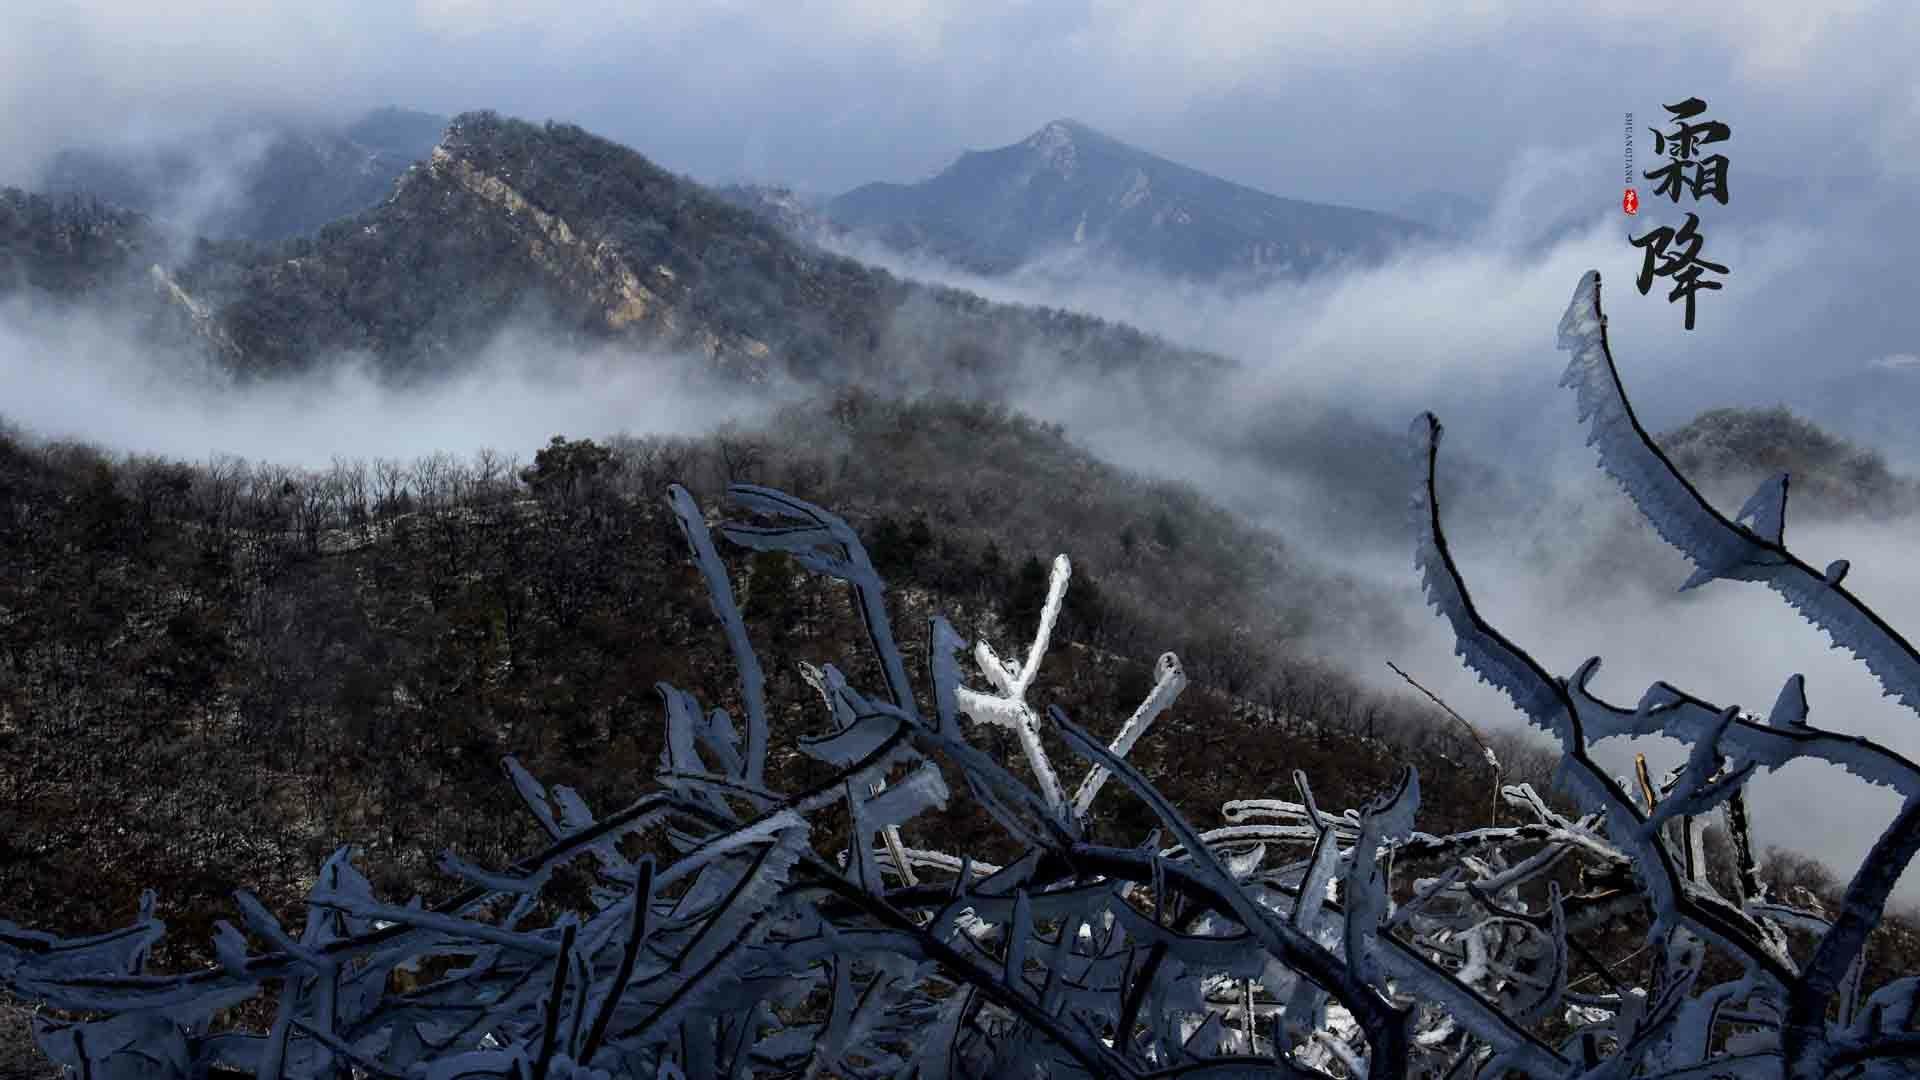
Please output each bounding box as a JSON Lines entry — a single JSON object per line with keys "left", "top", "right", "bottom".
{"left": 825, "top": 119, "right": 1434, "bottom": 283}
{"left": 39, "top": 107, "right": 447, "bottom": 244}
{"left": 1659, "top": 404, "right": 1920, "bottom": 519}
{"left": 102, "top": 112, "right": 1225, "bottom": 390}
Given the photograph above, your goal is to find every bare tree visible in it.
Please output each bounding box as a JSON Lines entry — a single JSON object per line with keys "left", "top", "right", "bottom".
{"left": 472, "top": 447, "right": 509, "bottom": 506}
{"left": 372, "top": 457, "right": 408, "bottom": 518}
{"left": 195, "top": 452, "right": 245, "bottom": 558}
{"left": 714, "top": 422, "right": 769, "bottom": 485}
{"left": 330, "top": 456, "right": 371, "bottom": 542}
{"left": 290, "top": 468, "right": 334, "bottom": 555}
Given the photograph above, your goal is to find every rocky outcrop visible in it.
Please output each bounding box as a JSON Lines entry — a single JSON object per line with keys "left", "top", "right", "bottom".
{"left": 426, "top": 146, "right": 667, "bottom": 332}
{"left": 148, "top": 264, "right": 243, "bottom": 362}
{"left": 406, "top": 137, "right": 776, "bottom": 377}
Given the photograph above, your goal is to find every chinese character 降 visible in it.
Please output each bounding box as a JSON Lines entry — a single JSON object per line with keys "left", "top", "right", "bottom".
{"left": 1630, "top": 211, "right": 1728, "bottom": 330}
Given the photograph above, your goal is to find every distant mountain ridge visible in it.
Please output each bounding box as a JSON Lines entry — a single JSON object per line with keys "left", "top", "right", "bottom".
{"left": 39, "top": 108, "right": 448, "bottom": 244}
{"left": 16, "top": 111, "right": 1226, "bottom": 395}
{"left": 824, "top": 119, "right": 1435, "bottom": 283}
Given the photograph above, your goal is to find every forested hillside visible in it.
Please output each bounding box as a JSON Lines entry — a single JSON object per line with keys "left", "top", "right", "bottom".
{"left": 0, "top": 393, "right": 1505, "bottom": 975}
{"left": 7, "top": 387, "right": 1920, "bottom": 1076}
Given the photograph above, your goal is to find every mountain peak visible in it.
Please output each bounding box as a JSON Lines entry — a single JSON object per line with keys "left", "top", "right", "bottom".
{"left": 1021, "top": 119, "right": 1082, "bottom": 174}
{"left": 1025, "top": 118, "right": 1102, "bottom": 142}
{"left": 830, "top": 119, "right": 1431, "bottom": 283}
{"left": 1018, "top": 119, "right": 1121, "bottom": 175}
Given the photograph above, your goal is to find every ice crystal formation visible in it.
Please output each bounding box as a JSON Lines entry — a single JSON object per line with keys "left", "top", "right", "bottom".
{"left": 4, "top": 272, "right": 1918, "bottom": 1077}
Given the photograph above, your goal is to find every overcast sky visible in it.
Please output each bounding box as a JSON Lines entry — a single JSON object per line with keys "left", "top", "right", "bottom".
{"left": 8, "top": 2, "right": 1920, "bottom": 893}
{"left": 3, "top": 2, "right": 1915, "bottom": 207}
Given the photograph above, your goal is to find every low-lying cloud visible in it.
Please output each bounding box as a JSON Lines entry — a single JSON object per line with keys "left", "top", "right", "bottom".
{"left": 0, "top": 299, "right": 785, "bottom": 469}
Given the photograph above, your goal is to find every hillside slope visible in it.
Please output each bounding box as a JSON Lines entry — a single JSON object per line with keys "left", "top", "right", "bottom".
{"left": 0, "top": 394, "right": 1484, "bottom": 999}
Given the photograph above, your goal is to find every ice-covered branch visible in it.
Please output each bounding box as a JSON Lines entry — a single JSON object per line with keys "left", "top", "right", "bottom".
{"left": 956, "top": 554, "right": 1074, "bottom": 815}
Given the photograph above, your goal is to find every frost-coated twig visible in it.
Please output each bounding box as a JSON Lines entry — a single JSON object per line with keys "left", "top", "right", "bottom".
{"left": 1071, "top": 651, "right": 1187, "bottom": 820}
{"left": 1389, "top": 659, "right": 1501, "bottom": 826}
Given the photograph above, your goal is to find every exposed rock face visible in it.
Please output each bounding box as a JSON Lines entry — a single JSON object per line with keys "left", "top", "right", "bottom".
{"left": 827, "top": 118, "right": 1434, "bottom": 283}
{"left": 149, "top": 111, "right": 799, "bottom": 379}
{"left": 425, "top": 146, "right": 671, "bottom": 334}
{"left": 147, "top": 264, "right": 242, "bottom": 362}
